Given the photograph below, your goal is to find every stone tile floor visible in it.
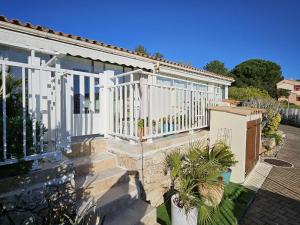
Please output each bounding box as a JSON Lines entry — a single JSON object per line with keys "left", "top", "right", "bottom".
{"left": 240, "top": 125, "right": 300, "bottom": 225}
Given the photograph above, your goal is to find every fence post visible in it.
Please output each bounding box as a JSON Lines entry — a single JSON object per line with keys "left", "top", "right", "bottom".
{"left": 100, "top": 70, "right": 114, "bottom": 137}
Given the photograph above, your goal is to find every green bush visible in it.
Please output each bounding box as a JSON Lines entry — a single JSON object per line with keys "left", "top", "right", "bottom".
{"left": 279, "top": 101, "right": 300, "bottom": 109}
{"left": 229, "top": 87, "right": 271, "bottom": 101}
{"left": 242, "top": 98, "right": 281, "bottom": 134}
{"left": 264, "top": 113, "right": 281, "bottom": 133}
{"left": 264, "top": 131, "right": 283, "bottom": 145}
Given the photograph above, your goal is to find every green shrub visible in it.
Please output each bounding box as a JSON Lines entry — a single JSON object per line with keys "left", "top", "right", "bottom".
{"left": 242, "top": 98, "right": 281, "bottom": 134}
{"left": 265, "top": 113, "right": 281, "bottom": 133}
{"left": 229, "top": 87, "right": 271, "bottom": 101}
{"left": 264, "top": 131, "right": 283, "bottom": 145}
{"left": 279, "top": 101, "right": 300, "bottom": 109}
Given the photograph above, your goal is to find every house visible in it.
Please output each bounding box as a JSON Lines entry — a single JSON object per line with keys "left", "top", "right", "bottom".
{"left": 277, "top": 79, "right": 300, "bottom": 105}
{"left": 0, "top": 15, "right": 234, "bottom": 224}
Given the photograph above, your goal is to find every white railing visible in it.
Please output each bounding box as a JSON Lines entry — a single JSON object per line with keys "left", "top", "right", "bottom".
{"left": 0, "top": 58, "right": 99, "bottom": 165}
{"left": 108, "top": 70, "right": 222, "bottom": 141}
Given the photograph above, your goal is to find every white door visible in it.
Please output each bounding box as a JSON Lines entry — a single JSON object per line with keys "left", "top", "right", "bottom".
{"left": 70, "top": 73, "right": 102, "bottom": 136}
{"left": 62, "top": 71, "right": 102, "bottom": 136}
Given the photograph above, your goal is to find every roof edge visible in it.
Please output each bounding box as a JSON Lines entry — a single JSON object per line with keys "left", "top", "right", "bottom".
{"left": 0, "top": 15, "right": 234, "bottom": 82}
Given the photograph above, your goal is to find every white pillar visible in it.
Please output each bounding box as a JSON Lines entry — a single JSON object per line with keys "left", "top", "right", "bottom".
{"left": 28, "top": 53, "right": 41, "bottom": 148}
{"left": 224, "top": 86, "right": 229, "bottom": 99}
{"left": 100, "top": 70, "right": 114, "bottom": 137}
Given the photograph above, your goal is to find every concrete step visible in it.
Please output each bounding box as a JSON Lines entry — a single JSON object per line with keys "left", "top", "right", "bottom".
{"left": 70, "top": 138, "right": 108, "bottom": 157}
{"left": 75, "top": 167, "right": 129, "bottom": 197}
{"left": 72, "top": 153, "right": 117, "bottom": 177}
{"left": 103, "top": 199, "right": 157, "bottom": 225}
{"left": 77, "top": 182, "right": 139, "bottom": 217}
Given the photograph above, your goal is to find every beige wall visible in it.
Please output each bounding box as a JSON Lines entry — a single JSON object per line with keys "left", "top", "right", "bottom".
{"left": 277, "top": 82, "right": 294, "bottom": 91}
{"left": 209, "top": 111, "right": 262, "bottom": 183}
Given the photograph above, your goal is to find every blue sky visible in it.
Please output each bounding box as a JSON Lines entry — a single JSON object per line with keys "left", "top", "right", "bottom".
{"left": 1, "top": 0, "right": 300, "bottom": 79}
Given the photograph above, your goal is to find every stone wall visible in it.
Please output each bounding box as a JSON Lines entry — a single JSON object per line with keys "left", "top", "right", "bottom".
{"left": 108, "top": 131, "right": 209, "bottom": 207}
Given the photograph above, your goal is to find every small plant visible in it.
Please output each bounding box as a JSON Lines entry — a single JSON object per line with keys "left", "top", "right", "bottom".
{"left": 264, "top": 131, "right": 283, "bottom": 145}
{"left": 137, "top": 118, "right": 144, "bottom": 129}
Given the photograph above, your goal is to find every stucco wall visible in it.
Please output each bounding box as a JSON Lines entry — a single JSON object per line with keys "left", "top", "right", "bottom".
{"left": 209, "top": 111, "right": 247, "bottom": 183}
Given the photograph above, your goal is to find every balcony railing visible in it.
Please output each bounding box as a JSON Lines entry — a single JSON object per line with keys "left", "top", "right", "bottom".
{"left": 108, "top": 70, "right": 222, "bottom": 142}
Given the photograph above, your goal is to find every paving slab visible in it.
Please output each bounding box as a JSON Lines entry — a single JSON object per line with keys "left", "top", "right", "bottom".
{"left": 240, "top": 125, "right": 300, "bottom": 225}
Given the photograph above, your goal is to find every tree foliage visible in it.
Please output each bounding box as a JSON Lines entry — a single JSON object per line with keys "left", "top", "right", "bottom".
{"left": 153, "top": 52, "right": 164, "bottom": 59}
{"left": 134, "top": 44, "right": 149, "bottom": 56}
{"left": 178, "top": 60, "right": 193, "bottom": 67}
{"left": 230, "top": 59, "right": 283, "bottom": 98}
{"left": 277, "top": 88, "right": 290, "bottom": 99}
{"left": 204, "top": 60, "right": 228, "bottom": 76}
{"left": 229, "top": 87, "right": 271, "bottom": 101}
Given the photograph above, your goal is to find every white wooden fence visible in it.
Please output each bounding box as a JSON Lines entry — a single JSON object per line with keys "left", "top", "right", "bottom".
{"left": 0, "top": 58, "right": 99, "bottom": 165}
{"left": 108, "top": 70, "right": 222, "bottom": 141}
{"left": 281, "top": 108, "right": 300, "bottom": 126}
{"left": 0, "top": 58, "right": 223, "bottom": 165}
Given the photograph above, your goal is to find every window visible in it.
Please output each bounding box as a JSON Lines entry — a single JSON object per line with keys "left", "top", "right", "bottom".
{"left": 95, "top": 78, "right": 100, "bottom": 113}
{"left": 297, "top": 97, "right": 300, "bottom": 102}
{"left": 60, "top": 56, "right": 92, "bottom": 72}
{"left": 73, "top": 75, "right": 80, "bottom": 114}
{"left": 294, "top": 85, "right": 300, "bottom": 91}
{"left": 94, "top": 61, "right": 105, "bottom": 74}
{"left": 105, "top": 63, "right": 123, "bottom": 75}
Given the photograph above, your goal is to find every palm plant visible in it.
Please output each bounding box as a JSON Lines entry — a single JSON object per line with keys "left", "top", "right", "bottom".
{"left": 207, "top": 141, "right": 238, "bottom": 172}
{"left": 164, "top": 143, "right": 222, "bottom": 224}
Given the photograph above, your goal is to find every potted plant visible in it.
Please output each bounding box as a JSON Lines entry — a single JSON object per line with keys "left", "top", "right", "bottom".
{"left": 186, "top": 142, "right": 225, "bottom": 208}
{"left": 137, "top": 118, "right": 144, "bottom": 140}
{"left": 164, "top": 142, "right": 223, "bottom": 225}
{"left": 164, "top": 150, "right": 199, "bottom": 225}
{"left": 207, "top": 141, "right": 238, "bottom": 185}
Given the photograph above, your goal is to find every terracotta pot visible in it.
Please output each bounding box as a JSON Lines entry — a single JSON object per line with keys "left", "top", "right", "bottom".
{"left": 138, "top": 127, "right": 149, "bottom": 141}
{"left": 198, "top": 178, "right": 224, "bottom": 207}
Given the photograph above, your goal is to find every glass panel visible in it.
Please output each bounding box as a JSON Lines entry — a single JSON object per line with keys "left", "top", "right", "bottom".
{"left": 84, "top": 77, "right": 90, "bottom": 113}
{"left": 174, "top": 80, "right": 187, "bottom": 88}
{"left": 94, "top": 61, "right": 105, "bottom": 74}
{"left": 0, "top": 45, "right": 30, "bottom": 63}
{"left": 60, "top": 55, "right": 92, "bottom": 72}
{"left": 95, "top": 78, "right": 100, "bottom": 113}
{"left": 73, "top": 75, "right": 80, "bottom": 114}
{"left": 105, "top": 63, "right": 124, "bottom": 75}
{"left": 157, "top": 76, "right": 172, "bottom": 86}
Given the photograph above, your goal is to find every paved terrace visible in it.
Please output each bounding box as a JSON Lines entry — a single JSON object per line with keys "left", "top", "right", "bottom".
{"left": 241, "top": 125, "right": 300, "bottom": 225}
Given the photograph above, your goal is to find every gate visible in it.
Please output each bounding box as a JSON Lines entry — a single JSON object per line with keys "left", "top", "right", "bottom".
{"left": 245, "top": 118, "right": 261, "bottom": 175}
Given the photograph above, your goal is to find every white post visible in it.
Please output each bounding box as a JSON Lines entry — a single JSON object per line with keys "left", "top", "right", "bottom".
{"left": 2, "top": 61, "right": 6, "bottom": 160}
{"left": 28, "top": 53, "right": 41, "bottom": 150}
{"left": 55, "top": 59, "right": 62, "bottom": 154}
{"left": 224, "top": 86, "right": 228, "bottom": 99}
{"left": 100, "top": 70, "right": 114, "bottom": 137}
{"left": 63, "top": 71, "right": 72, "bottom": 153}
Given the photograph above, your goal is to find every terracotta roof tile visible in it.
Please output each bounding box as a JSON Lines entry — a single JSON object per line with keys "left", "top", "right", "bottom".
{"left": 0, "top": 15, "right": 234, "bottom": 82}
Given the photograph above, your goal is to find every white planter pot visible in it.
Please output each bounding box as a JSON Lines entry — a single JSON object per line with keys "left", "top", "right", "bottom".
{"left": 171, "top": 194, "right": 198, "bottom": 225}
